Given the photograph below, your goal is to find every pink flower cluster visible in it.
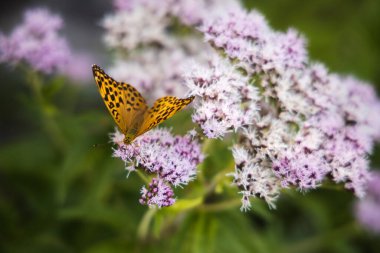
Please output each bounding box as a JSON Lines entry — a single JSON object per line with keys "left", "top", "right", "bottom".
{"left": 183, "top": 56, "right": 259, "bottom": 138}
{"left": 0, "top": 8, "right": 70, "bottom": 74}
{"left": 111, "top": 128, "right": 203, "bottom": 208}
{"left": 102, "top": 1, "right": 228, "bottom": 102}
{"left": 272, "top": 68, "right": 380, "bottom": 198}
{"left": 107, "top": 41, "right": 208, "bottom": 104}
{"left": 188, "top": 7, "right": 380, "bottom": 209}
{"left": 140, "top": 178, "right": 175, "bottom": 207}
{"left": 201, "top": 9, "right": 308, "bottom": 75}
{"left": 113, "top": 0, "right": 240, "bottom": 26}
{"left": 101, "top": 2, "right": 380, "bottom": 211}
{"left": 355, "top": 171, "right": 380, "bottom": 233}
{"left": 0, "top": 7, "right": 94, "bottom": 82}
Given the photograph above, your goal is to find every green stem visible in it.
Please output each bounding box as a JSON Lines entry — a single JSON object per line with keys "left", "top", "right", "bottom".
{"left": 27, "top": 70, "right": 67, "bottom": 156}
{"left": 197, "top": 138, "right": 214, "bottom": 183}
{"left": 201, "top": 138, "right": 213, "bottom": 154}
{"left": 135, "top": 169, "right": 150, "bottom": 184}
{"left": 205, "top": 160, "right": 235, "bottom": 195}
{"left": 137, "top": 208, "right": 157, "bottom": 239}
{"left": 197, "top": 198, "right": 241, "bottom": 212}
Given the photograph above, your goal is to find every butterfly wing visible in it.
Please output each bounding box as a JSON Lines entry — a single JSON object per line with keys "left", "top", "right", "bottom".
{"left": 136, "top": 96, "right": 195, "bottom": 137}
{"left": 92, "top": 65, "right": 148, "bottom": 135}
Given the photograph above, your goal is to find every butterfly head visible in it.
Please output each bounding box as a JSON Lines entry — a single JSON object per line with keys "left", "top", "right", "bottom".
{"left": 123, "top": 134, "right": 135, "bottom": 145}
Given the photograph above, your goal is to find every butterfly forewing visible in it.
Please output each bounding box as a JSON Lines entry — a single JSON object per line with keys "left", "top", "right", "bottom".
{"left": 136, "top": 96, "right": 195, "bottom": 136}
{"left": 92, "top": 65, "right": 148, "bottom": 135}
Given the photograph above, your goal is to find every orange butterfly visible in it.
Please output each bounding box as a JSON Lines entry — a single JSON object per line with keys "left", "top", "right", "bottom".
{"left": 92, "top": 65, "right": 194, "bottom": 144}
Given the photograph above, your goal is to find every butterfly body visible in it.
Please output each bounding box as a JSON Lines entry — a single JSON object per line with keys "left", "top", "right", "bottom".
{"left": 92, "top": 64, "right": 194, "bottom": 144}
{"left": 123, "top": 133, "right": 135, "bottom": 145}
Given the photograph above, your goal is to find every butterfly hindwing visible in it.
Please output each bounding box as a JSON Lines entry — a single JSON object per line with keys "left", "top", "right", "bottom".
{"left": 137, "top": 96, "right": 195, "bottom": 137}
{"left": 92, "top": 65, "right": 148, "bottom": 134}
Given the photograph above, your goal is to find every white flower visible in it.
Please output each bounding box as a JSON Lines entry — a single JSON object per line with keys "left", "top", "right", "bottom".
{"left": 102, "top": 8, "right": 171, "bottom": 51}
{"left": 184, "top": 55, "right": 259, "bottom": 138}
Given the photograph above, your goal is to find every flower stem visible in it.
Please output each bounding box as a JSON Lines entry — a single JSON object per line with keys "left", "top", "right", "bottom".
{"left": 197, "top": 138, "right": 214, "bottom": 183}
{"left": 137, "top": 208, "right": 157, "bottom": 239}
{"left": 205, "top": 159, "right": 235, "bottom": 195}
{"left": 27, "top": 70, "right": 67, "bottom": 156}
{"left": 135, "top": 169, "right": 151, "bottom": 184}
{"left": 197, "top": 198, "right": 241, "bottom": 212}
{"left": 201, "top": 138, "right": 213, "bottom": 154}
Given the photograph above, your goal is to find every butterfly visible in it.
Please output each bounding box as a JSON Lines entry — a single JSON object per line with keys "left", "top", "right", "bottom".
{"left": 92, "top": 65, "right": 194, "bottom": 144}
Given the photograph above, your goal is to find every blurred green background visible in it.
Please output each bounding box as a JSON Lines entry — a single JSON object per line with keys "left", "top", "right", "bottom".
{"left": 0, "top": 0, "right": 379, "bottom": 252}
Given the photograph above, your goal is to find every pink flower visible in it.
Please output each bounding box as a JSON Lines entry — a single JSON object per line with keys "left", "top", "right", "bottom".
{"left": 183, "top": 55, "right": 259, "bottom": 138}
{"left": 111, "top": 128, "right": 203, "bottom": 207}
{"left": 113, "top": 0, "right": 240, "bottom": 26}
{"left": 200, "top": 9, "right": 308, "bottom": 75}
{"left": 0, "top": 8, "right": 71, "bottom": 74}
{"left": 140, "top": 178, "right": 176, "bottom": 208}
{"left": 199, "top": 7, "right": 380, "bottom": 209}
{"left": 105, "top": 1, "right": 380, "bottom": 211}
{"left": 355, "top": 171, "right": 380, "bottom": 233}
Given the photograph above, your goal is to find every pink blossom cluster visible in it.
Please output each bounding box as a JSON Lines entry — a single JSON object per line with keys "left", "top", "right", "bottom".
{"left": 189, "top": 7, "right": 380, "bottom": 210}
{"left": 111, "top": 128, "right": 203, "bottom": 208}
{"left": 102, "top": 0, "right": 221, "bottom": 103}
{"left": 113, "top": 0, "right": 240, "bottom": 26}
{"left": 183, "top": 56, "right": 259, "bottom": 138}
{"left": 271, "top": 67, "right": 380, "bottom": 198}
{"left": 355, "top": 171, "right": 380, "bottom": 233}
{"left": 201, "top": 9, "right": 308, "bottom": 76}
{"left": 0, "top": 7, "right": 93, "bottom": 82}
{"left": 140, "top": 178, "right": 175, "bottom": 207}
{"left": 102, "top": 2, "right": 380, "bottom": 211}
{"left": 0, "top": 8, "right": 70, "bottom": 74}
{"left": 102, "top": 0, "right": 239, "bottom": 102}
{"left": 107, "top": 40, "right": 209, "bottom": 104}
